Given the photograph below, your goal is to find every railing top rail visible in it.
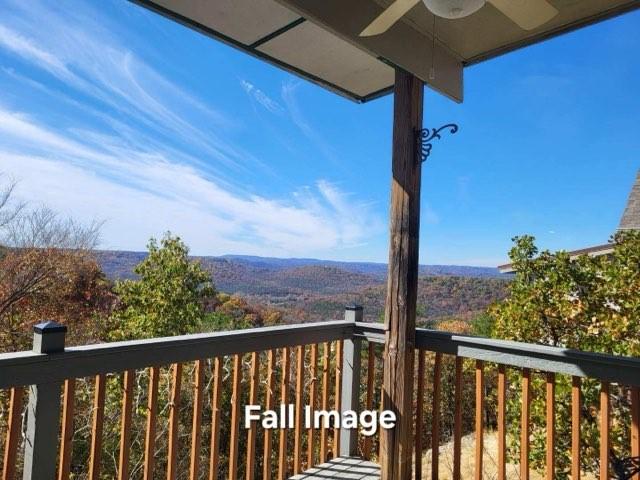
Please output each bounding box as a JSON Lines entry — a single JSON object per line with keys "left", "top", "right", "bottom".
{"left": 355, "top": 322, "right": 640, "bottom": 386}
{"left": 0, "top": 320, "right": 353, "bottom": 389}
{"left": 4, "top": 318, "right": 639, "bottom": 389}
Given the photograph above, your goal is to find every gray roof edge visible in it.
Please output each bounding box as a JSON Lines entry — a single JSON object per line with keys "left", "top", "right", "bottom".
{"left": 618, "top": 170, "right": 640, "bottom": 231}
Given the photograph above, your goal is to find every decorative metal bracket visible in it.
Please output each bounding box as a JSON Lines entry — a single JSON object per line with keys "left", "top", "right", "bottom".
{"left": 417, "top": 123, "right": 459, "bottom": 162}
{"left": 611, "top": 451, "right": 640, "bottom": 480}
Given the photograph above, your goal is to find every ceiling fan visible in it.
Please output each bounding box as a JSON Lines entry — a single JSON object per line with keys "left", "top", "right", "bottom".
{"left": 360, "top": 0, "right": 559, "bottom": 36}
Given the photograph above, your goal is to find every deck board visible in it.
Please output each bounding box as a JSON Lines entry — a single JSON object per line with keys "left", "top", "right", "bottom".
{"left": 289, "top": 457, "right": 380, "bottom": 480}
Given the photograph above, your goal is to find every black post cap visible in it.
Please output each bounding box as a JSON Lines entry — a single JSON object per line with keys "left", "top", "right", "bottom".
{"left": 345, "top": 304, "right": 363, "bottom": 311}
{"left": 33, "top": 321, "right": 68, "bottom": 334}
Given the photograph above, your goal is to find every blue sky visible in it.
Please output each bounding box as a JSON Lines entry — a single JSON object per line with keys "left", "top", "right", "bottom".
{"left": 0, "top": 0, "right": 638, "bottom": 266}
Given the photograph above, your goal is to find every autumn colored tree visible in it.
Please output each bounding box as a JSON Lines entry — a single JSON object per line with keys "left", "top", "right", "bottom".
{"left": 202, "top": 292, "right": 283, "bottom": 331}
{"left": 0, "top": 177, "right": 110, "bottom": 351}
{"left": 490, "top": 231, "right": 640, "bottom": 477}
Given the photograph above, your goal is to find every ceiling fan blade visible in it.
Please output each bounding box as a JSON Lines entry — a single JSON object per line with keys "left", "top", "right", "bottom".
{"left": 360, "top": 0, "right": 421, "bottom": 37}
{"left": 488, "top": 0, "right": 558, "bottom": 30}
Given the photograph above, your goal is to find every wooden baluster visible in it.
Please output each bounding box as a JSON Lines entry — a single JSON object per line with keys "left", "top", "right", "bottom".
{"left": 520, "top": 368, "right": 531, "bottom": 480}
{"left": 144, "top": 366, "right": 160, "bottom": 480}
{"left": 600, "top": 382, "right": 610, "bottom": 480}
{"left": 246, "top": 353, "right": 260, "bottom": 480}
{"left": 89, "top": 374, "right": 106, "bottom": 480}
{"left": 632, "top": 386, "right": 640, "bottom": 480}
{"left": 263, "top": 351, "right": 276, "bottom": 480}
{"left": 229, "top": 355, "right": 242, "bottom": 480}
{"left": 453, "top": 357, "right": 463, "bottom": 480}
{"left": 58, "top": 380, "right": 75, "bottom": 480}
{"left": 432, "top": 352, "right": 443, "bottom": 480}
{"left": 118, "top": 371, "right": 134, "bottom": 480}
{"left": 209, "top": 358, "right": 223, "bottom": 480}
{"left": 294, "top": 346, "right": 305, "bottom": 474}
{"left": 333, "top": 340, "right": 343, "bottom": 457}
{"left": 415, "top": 350, "right": 426, "bottom": 480}
{"left": 363, "top": 343, "right": 375, "bottom": 461}
{"left": 167, "top": 363, "right": 183, "bottom": 480}
{"left": 475, "top": 360, "right": 484, "bottom": 480}
{"left": 497, "top": 366, "right": 506, "bottom": 480}
{"left": 571, "top": 376, "right": 581, "bottom": 480}
{"left": 320, "top": 342, "right": 331, "bottom": 463}
{"left": 2, "top": 387, "right": 24, "bottom": 480}
{"left": 546, "top": 372, "right": 555, "bottom": 480}
{"left": 190, "top": 360, "right": 205, "bottom": 480}
{"left": 307, "top": 344, "right": 319, "bottom": 467}
{"left": 278, "top": 347, "right": 291, "bottom": 480}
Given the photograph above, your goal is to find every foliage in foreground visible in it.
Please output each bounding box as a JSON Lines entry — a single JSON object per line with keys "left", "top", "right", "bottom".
{"left": 489, "top": 231, "right": 640, "bottom": 478}
{"left": 109, "top": 233, "right": 216, "bottom": 340}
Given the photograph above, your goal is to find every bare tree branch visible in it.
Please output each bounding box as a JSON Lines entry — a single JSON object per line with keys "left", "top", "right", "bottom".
{"left": 3, "top": 207, "right": 103, "bottom": 251}
{"left": 0, "top": 175, "right": 105, "bottom": 330}
{"left": 0, "top": 174, "right": 26, "bottom": 229}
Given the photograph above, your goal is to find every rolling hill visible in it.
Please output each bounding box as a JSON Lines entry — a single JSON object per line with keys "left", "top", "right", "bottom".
{"left": 96, "top": 250, "right": 508, "bottom": 323}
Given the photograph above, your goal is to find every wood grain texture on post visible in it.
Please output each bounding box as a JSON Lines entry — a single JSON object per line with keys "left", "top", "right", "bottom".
{"left": 381, "top": 68, "right": 423, "bottom": 480}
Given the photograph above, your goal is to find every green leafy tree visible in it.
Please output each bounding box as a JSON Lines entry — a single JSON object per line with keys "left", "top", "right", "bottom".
{"left": 470, "top": 312, "right": 495, "bottom": 337}
{"left": 490, "top": 231, "right": 640, "bottom": 477}
{"left": 109, "top": 233, "right": 215, "bottom": 340}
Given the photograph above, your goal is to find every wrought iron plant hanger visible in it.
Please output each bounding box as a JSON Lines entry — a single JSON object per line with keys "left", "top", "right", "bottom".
{"left": 417, "top": 123, "right": 459, "bottom": 163}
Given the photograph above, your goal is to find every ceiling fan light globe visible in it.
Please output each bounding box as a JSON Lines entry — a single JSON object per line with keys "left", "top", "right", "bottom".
{"left": 422, "top": 0, "right": 486, "bottom": 19}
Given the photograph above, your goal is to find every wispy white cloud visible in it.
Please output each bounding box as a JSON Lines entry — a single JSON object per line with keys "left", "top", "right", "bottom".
{"left": 0, "top": 3, "right": 254, "bottom": 175}
{"left": 0, "top": 24, "right": 76, "bottom": 81}
{"left": 0, "top": 107, "right": 381, "bottom": 256}
{"left": 0, "top": 1, "right": 382, "bottom": 258}
{"left": 241, "top": 80, "right": 284, "bottom": 115}
{"left": 281, "top": 80, "right": 337, "bottom": 164}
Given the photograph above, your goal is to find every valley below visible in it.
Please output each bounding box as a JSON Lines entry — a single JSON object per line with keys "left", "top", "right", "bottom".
{"left": 97, "top": 251, "right": 510, "bottom": 325}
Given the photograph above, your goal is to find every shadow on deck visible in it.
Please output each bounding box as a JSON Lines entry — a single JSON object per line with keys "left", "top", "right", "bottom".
{"left": 289, "top": 457, "right": 380, "bottom": 480}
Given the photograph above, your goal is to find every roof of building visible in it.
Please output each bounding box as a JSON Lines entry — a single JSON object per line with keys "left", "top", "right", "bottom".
{"left": 134, "top": 0, "right": 639, "bottom": 103}
{"left": 619, "top": 171, "right": 640, "bottom": 231}
{"left": 497, "top": 243, "right": 614, "bottom": 274}
{"left": 499, "top": 169, "right": 640, "bottom": 273}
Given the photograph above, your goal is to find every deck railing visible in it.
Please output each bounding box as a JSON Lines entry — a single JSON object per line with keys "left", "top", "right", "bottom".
{"left": 0, "top": 314, "right": 357, "bottom": 480}
{"left": 2, "top": 308, "right": 640, "bottom": 479}
{"left": 357, "top": 322, "right": 640, "bottom": 480}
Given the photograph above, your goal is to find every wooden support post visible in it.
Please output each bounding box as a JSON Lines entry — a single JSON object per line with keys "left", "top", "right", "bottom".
{"left": 340, "top": 306, "right": 363, "bottom": 457}
{"left": 381, "top": 68, "right": 423, "bottom": 480}
{"left": 22, "top": 322, "right": 67, "bottom": 480}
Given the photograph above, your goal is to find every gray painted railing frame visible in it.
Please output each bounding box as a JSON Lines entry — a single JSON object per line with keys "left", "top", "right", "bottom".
{"left": 22, "top": 322, "right": 68, "bottom": 480}
{"left": 2, "top": 316, "right": 359, "bottom": 480}
{"left": 355, "top": 322, "right": 640, "bottom": 387}
{"left": 0, "top": 320, "right": 354, "bottom": 389}
{"left": 340, "top": 306, "right": 363, "bottom": 457}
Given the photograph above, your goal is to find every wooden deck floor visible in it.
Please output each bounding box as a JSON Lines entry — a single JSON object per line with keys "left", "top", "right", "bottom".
{"left": 289, "top": 457, "right": 380, "bottom": 480}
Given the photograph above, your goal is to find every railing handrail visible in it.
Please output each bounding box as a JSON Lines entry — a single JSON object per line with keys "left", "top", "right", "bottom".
{"left": 355, "top": 322, "right": 640, "bottom": 386}
{"left": 3, "top": 318, "right": 639, "bottom": 388}
{"left": 0, "top": 320, "right": 353, "bottom": 389}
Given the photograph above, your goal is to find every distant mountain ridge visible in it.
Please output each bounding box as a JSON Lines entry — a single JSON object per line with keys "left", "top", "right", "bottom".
{"left": 96, "top": 250, "right": 501, "bottom": 282}
{"left": 95, "top": 250, "right": 508, "bottom": 323}
{"left": 220, "top": 254, "right": 501, "bottom": 279}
